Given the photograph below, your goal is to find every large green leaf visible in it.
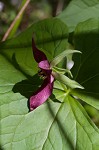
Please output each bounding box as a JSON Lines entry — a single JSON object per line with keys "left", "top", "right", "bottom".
{"left": 1, "top": 89, "right": 99, "bottom": 149}
{"left": 0, "top": 18, "right": 99, "bottom": 150}
{"left": 58, "top": 0, "right": 99, "bottom": 32}
{"left": 71, "top": 18, "right": 99, "bottom": 109}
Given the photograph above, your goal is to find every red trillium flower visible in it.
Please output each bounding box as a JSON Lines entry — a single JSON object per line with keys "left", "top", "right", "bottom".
{"left": 29, "top": 38, "right": 54, "bottom": 111}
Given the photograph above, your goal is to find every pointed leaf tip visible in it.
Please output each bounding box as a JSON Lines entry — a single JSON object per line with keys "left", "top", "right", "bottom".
{"left": 50, "top": 49, "right": 81, "bottom": 67}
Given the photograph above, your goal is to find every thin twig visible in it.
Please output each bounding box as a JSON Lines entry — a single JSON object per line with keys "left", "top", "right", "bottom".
{"left": 2, "top": 0, "right": 30, "bottom": 41}
{"left": 56, "top": 0, "right": 64, "bottom": 16}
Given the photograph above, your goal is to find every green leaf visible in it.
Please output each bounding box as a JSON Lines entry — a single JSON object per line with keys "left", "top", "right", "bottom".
{"left": 0, "top": 18, "right": 68, "bottom": 59}
{"left": 0, "top": 18, "right": 68, "bottom": 75}
{"left": 58, "top": 0, "right": 99, "bottom": 32}
{"left": 71, "top": 89, "right": 99, "bottom": 110}
{"left": 71, "top": 18, "right": 99, "bottom": 108}
{"left": 52, "top": 72, "right": 84, "bottom": 89}
{"left": 1, "top": 89, "right": 99, "bottom": 149}
{"left": 50, "top": 49, "right": 81, "bottom": 67}
{"left": 0, "top": 18, "right": 99, "bottom": 150}
{"left": 68, "top": 96, "right": 99, "bottom": 150}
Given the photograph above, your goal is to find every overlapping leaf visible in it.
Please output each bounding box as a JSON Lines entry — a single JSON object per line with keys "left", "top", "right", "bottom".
{"left": 58, "top": 0, "right": 99, "bottom": 32}
{"left": 0, "top": 18, "right": 99, "bottom": 150}
{"left": 71, "top": 18, "right": 99, "bottom": 110}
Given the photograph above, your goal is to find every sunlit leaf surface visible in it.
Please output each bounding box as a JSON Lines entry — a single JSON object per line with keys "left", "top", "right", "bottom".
{"left": 0, "top": 18, "right": 99, "bottom": 150}
{"left": 58, "top": 0, "right": 99, "bottom": 32}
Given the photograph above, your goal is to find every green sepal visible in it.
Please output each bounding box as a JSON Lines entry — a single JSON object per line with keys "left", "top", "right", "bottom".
{"left": 52, "top": 66, "right": 73, "bottom": 78}
{"left": 50, "top": 49, "right": 81, "bottom": 67}
{"left": 52, "top": 72, "right": 84, "bottom": 90}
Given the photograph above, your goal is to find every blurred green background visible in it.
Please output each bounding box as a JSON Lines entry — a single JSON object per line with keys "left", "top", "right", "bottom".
{"left": 0, "top": 0, "right": 71, "bottom": 40}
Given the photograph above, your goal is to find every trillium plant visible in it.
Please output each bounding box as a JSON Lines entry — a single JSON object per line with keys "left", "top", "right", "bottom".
{"left": 1, "top": 1, "right": 99, "bottom": 149}
{"left": 30, "top": 36, "right": 83, "bottom": 111}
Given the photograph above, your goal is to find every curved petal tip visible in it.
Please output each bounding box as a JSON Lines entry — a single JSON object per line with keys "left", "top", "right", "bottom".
{"left": 30, "top": 78, "right": 54, "bottom": 111}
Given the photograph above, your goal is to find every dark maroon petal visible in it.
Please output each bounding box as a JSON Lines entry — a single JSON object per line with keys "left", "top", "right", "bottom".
{"left": 32, "top": 38, "right": 47, "bottom": 63}
{"left": 29, "top": 75, "right": 54, "bottom": 111}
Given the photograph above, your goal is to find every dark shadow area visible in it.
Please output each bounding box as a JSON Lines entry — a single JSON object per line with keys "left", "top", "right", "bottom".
{"left": 48, "top": 0, "right": 72, "bottom": 16}
{"left": 0, "top": 31, "right": 68, "bottom": 50}
{"left": 12, "top": 78, "right": 62, "bottom": 111}
{"left": 12, "top": 74, "right": 42, "bottom": 111}
{"left": 10, "top": 53, "right": 42, "bottom": 110}
{"left": 12, "top": 53, "right": 42, "bottom": 98}
{"left": 12, "top": 53, "right": 63, "bottom": 111}
{"left": 47, "top": 98, "right": 74, "bottom": 149}
{"left": 50, "top": 93, "right": 62, "bottom": 103}
{"left": 68, "top": 31, "right": 74, "bottom": 45}
{"left": 0, "top": 146, "right": 4, "bottom": 150}
{"left": 71, "top": 32, "right": 99, "bottom": 93}
{"left": 12, "top": 74, "right": 42, "bottom": 99}
{"left": 63, "top": 0, "right": 72, "bottom": 10}
{"left": 0, "top": 52, "right": 43, "bottom": 111}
